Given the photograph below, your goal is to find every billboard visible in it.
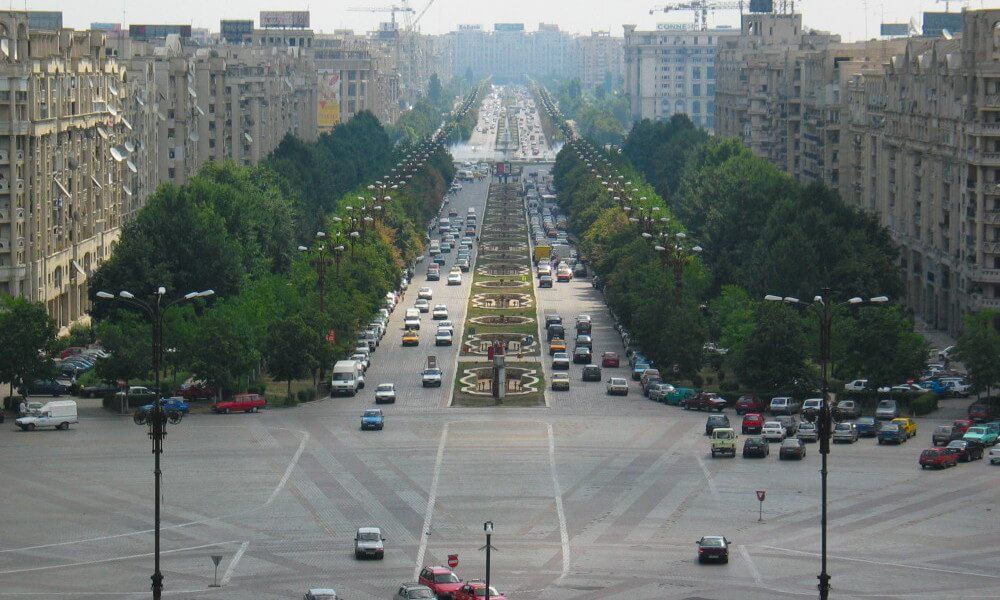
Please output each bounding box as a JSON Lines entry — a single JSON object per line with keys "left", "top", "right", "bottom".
{"left": 880, "top": 23, "right": 909, "bottom": 37}
{"left": 317, "top": 70, "right": 342, "bottom": 130}
{"left": 260, "top": 11, "right": 310, "bottom": 29}
{"left": 748, "top": 0, "right": 774, "bottom": 13}
{"left": 27, "top": 11, "right": 63, "bottom": 31}
{"left": 220, "top": 19, "right": 254, "bottom": 43}
{"left": 494, "top": 23, "right": 525, "bottom": 32}
{"left": 922, "top": 12, "right": 963, "bottom": 38}
{"left": 128, "top": 24, "right": 192, "bottom": 40}
{"left": 91, "top": 22, "right": 122, "bottom": 32}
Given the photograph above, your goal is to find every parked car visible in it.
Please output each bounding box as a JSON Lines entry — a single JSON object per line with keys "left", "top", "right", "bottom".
{"left": 769, "top": 396, "right": 801, "bottom": 415}
{"left": 710, "top": 427, "right": 738, "bottom": 457}
{"left": 79, "top": 382, "right": 120, "bottom": 398}
{"left": 877, "top": 422, "right": 908, "bottom": 445}
{"left": 932, "top": 425, "right": 955, "bottom": 446}
{"left": 968, "top": 402, "right": 996, "bottom": 423}
{"left": 361, "top": 409, "right": 384, "bottom": 430}
{"left": 919, "top": 448, "right": 958, "bottom": 469}
{"left": 779, "top": 438, "right": 807, "bottom": 460}
{"left": 742, "top": 413, "right": 764, "bottom": 434}
{"left": 696, "top": 536, "right": 730, "bottom": 563}
{"left": 797, "top": 420, "right": 819, "bottom": 442}
{"left": 393, "top": 583, "right": 436, "bottom": 600}
{"left": 303, "top": 589, "right": 339, "bottom": 600}
{"left": 663, "top": 386, "right": 696, "bottom": 406}
{"left": 136, "top": 397, "right": 189, "bottom": 417}
{"left": 833, "top": 400, "right": 861, "bottom": 421}
{"left": 989, "top": 446, "right": 1000, "bottom": 465}
{"left": 212, "top": 393, "right": 265, "bottom": 414}
{"left": 891, "top": 417, "right": 918, "bottom": 438}
{"left": 742, "top": 436, "right": 770, "bottom": 458}
{"left": 735, "top": 395, "right": 764, "bottom": 415}
{"left": 875, "top": 399, "right": 900, "bottom": 420}
{"left": 774, "top": 415, "right": 800, "bottom": 436}
{"left": 454, "top": 581, "right": 506, "bottom": 600}
{"left": 762, "top": 421, "right": 788, "bottom": 442}
{"left": 945, "top": 439, "right": 984, "bottom": 462}
{"left": 855, "top": 416, "right": 880, "bottom": 437}
{"left": 551, "top": 373, "right": 570, "bottom": 391}
{"left": 417, "top": 566, "right": 464, "bottom": 598}
{"left": 601, "top": 351, "right": 620, "bottom": 368}
{"left": 606, "top": 377, "right": 629, "bottom": 396}
{"left": 631, "top": 362, "right": 652, "bottom": 381}
{"left": 705, "top": 414, "right": 731, "bottom": 436}
{"left": 354, "top": 527, "right": 385, "bottom": 559}
{"left": 686, "top": 392, "right": 727, "bottom": 412}
{"left": 832, "top": 421, "right": 859, "bottom": 443}
{"left": 963, "top": 425, "right": 999, "bottom": 446}
{"left": 581, "top": 364, "right": 602, "bottom": 382}
{"left": 940, "top": 378, "right": 971, "bottom": 397}
{"left": 952, "top": 419, "right": 974, "bottom": 437}
{"left": 20, "top": 379, "right": 70, "bottom": 396}
{"left": 801, "top": 398, "right": 823, "bottom": 420}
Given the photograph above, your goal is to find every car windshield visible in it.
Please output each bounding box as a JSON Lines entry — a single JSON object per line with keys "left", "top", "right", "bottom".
{"left": 408, "top": 590, "right": 435, "bottom": 599}
{"left": 967, "top": 427, "right": 986, "bottom": 435}
{"left": 434, "top": 573, "right": 460, "bottom": 583}
{"left": 947, "top": 441, "right": 966, "bottom": 449}
{"left": 700, "top": 538, "right": 724, "bottom": 547}
{"left": 376, "top": 384, "right": 393, "bottom": 392}
{"left": 424, "top": 369, "right": 442, "bottom": 376}
{"left": 357, "top": 531, "right": 380, "bottom": 541}
{"left": 799, "top": 422, "right": 815, "bottom": 430}
{"left": 363, "top": 411, "right": 381, "bottom": 417}
{"left": 764, "top": 422, "right": 781, "bottom": 428}
{"left": 834, "top": 423, "right": 851, "bottom": 431}
{"left": 474, "top": 588, "right": 499, "bottom": 597}
{"left": 858, "top": 417, "right": 874, "bottom": 424}
{"left": 882, "top": 424, "right": 899, "bottom": 431}
{"left": 781, "top": 439, "right": 800, "bottom": 447}
{"left": 934, "top": 426, "right": 951, "bottom": 433}
{"left": 878, "top": 401, "right": 895, "bottom": 408}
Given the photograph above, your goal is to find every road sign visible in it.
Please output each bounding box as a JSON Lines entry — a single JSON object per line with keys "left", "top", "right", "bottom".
{"left": 756, "top": 490, "right": 766, "bottom": 501}
{"left": 756, "top": 490, "right": 766, "bottom": 522}
{"left": 447, "top": 554, "right": 459, "bottom": 568}
{"left": 326, "top": 329, "right": 336, "bottom": 343}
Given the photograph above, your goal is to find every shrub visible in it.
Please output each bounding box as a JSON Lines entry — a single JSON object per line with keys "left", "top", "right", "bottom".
{"left": 719, "top": 380, "right": 739, "bottom": 393}
{"left": 296, "top": 389, "right": 317, "bottom": 403}
{"left": 910, "top": 391, "right": 938, "bottom": 416}
{"left": 691, "top": 373, "right": 704, "bottom": 387}
{"left": 283, "top": 394, "right": 298, "bottom": 407}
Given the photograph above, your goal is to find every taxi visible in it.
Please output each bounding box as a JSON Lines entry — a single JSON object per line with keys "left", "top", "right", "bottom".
{"left": 548, "top": 337, "right": 567, "bottom": 355}
{"left": 891, "top": 417, "right": 918, "bottom": 438}
{"left": 402, "top": 329, "right": 420, "bottom": 346}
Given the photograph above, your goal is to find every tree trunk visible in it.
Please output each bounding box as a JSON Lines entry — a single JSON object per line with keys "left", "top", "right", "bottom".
{"left": 287, "top": 379, "right": 292, "bottom": 398}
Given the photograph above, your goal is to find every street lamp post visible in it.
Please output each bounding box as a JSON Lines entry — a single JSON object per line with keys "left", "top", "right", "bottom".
{"left": 764, "top": 290, "right": 888, "bottom": 600}
{"left": 95, "top": 287, "right": 214, "bottom": 600}
{"left": 483, "top": 521, "right": 494, "bottom": 596}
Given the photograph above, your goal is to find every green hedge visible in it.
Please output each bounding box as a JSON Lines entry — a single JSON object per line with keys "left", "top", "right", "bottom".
{"left": 910, "top": 392, "right": 938, "bottom": 416}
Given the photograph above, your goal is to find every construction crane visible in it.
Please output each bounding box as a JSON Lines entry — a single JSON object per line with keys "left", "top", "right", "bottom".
{"left": 649, "top": 1, "right": 746, "bottom": 31}
{"left": 348, "top": 4, "right": 415, "bottom": 31}
{"left": 935, "top": 0, "right": 971, "bottom": 12}
{"left": 409, "top": 0, "right": 437, "bottom": 32}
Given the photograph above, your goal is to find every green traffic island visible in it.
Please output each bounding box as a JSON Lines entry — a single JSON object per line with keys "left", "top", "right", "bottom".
{"left": 451, "top": 360, "right": 545, "bottom": 407}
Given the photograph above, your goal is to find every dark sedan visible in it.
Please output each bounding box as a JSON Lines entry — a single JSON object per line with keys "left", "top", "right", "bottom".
{"left": 877, "top": 423, "right": 907, "bottom": 445}
{"left": 855, "top": 416, "right": 880, "bottom": 438}
{"left": 945, "top": 439, "right": 984, "bottom": 462}
{"left": 742, "top": 436, "right": 770, "bottom": 458}
{"left": 572, "top": 346, "right": 592, "bottom": 364}
{"left": 686, "top": 392, "right": 727, "bottom": 412}
{"left": 696, "top": 536, "right": 730, "bottom": 564}
{"left": 778, "top": 438, "right": 806, "bottom": 460}
{"left": 705, "top": 414, "right": 731, "bottom": 436}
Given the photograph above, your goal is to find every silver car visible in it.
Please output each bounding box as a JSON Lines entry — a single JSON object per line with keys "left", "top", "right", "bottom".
{"left": 875, "top": 399, "right": 899, "bottom": 420}
{"left": 832, "top": 421, "right": 859, "bottom": 443}
{"left": 393, "top": 583, "right": 436, "bottom": 599}
{"left": 354, "top": 527, "right": 385, "bottom": 559}
{"left": 797, "top": 421, "right": 819, "bottom": 442}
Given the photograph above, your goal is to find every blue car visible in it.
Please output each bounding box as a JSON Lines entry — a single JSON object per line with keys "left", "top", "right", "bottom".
{"left": 877, "top": 422, "right": 907, "bottom": 445}
{"left": 137, "top": 397, "right": 190, "bottom": 415}
{"left": 920, "top": 380, "right": 947, "bottom": 396}
{"left": 855, "top": 416, "right": 880, "bottom": 438}
{"left": 361, "top": 409, "right": 384, "bottom": 431}
{"left": 632, "top": 362, "right": 651, "bottom": 381}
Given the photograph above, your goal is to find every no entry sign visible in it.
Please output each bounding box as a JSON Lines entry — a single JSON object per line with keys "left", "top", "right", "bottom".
{"left": 756, "top": 490, "right": 766, "bottom": 502}
{"left": 447, "top": 554, "right": 459, "bottom": 568}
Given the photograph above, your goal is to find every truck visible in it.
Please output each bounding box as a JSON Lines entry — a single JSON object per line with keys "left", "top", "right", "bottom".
{"left": 710, "top": 428, "right": 738, "bottom": 457}
{"left": 330, "top": 360, "right": 362, "bottom": 396}
{"left": 15, "top": 400, "right": 78, "bottom": 431}
{"left": 533, "top": 245, "right": 552, "bottom": 263}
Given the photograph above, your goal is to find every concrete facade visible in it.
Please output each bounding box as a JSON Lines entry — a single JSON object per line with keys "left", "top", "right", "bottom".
{"left": 314, "top": 31, "right": 401, "bottom": 130}
{"left": 576, "top": 31, "right": 625, "bottom": 90}
{"left": 623, "top": 24, "right": 738, "bottom": 131}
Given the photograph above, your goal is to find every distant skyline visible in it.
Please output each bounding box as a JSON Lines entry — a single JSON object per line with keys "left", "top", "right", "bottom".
{"left": 16, "top": 1, "right": 1000, "bottom": 41}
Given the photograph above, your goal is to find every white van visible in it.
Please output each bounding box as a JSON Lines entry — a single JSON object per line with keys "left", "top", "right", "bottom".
{"left": 15, "top": 400, "right": 78, "bottom": 431}
{"left": 330, "top": 360, "right": 361, "bottom": 396}
{"left": 404, "top": 307, "right": 421, "bottom": 330}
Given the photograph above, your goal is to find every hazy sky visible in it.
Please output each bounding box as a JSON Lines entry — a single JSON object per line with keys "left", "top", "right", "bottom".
{"left": 18, "top": 1, "right": 1000, "bottom": 41}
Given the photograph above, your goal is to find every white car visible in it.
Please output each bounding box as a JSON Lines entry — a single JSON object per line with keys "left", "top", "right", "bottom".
{"left": 415, "top": 299, "right": 430, "bottom": 313}
{"left": 606, "top": 377, "right": 629, "bottom": 396}
{"left": 437, "top": 320, "right": 454, "bottom": 335}
{"left": 762, "top": 421, "right": 788, "bottom": 442}
{"left": 418, "top": 287, "right": 434, "bottom": 300}
{"left": 374, "top": 383, "right": 396, "bottom": 404}
{"left": 422, "top": 368, "right": 443, "bottom": 387}
{"left": 989, "top": 446, "right": 1000, "bottom": 465}
{"left": 432, "top": 304, "right": 449, "bottom": 320}
{"left": 350, "top": 352, "right": 370, "bottom": 371}
{"left": 447, "top": 273, "right": 462, "bottom": 286}
{"left": 435, "top": 329, "right": 453, "bottom": 346}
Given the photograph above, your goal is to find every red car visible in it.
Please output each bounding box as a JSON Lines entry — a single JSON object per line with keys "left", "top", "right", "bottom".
{"left": 212, "top": 393, "right": 266, "bottom": 414}
{"left": 685, "top": 392, "right": 727, "bottom": 412}
{"left": 742, "top": 413, "right": 764, "bottom": 434}
{"left": 180, "top": 382, "right": 217, "bottom": 401}
{"left": 735, "top": 395, "right": 764, "bottom": 415}
{"left": 952, "top": 419, "right": 974, "bottom": 436}
{"left": 919, "top": 448, "right": 958, "bottom": 469}
{"left": 418, "top": 566, "right": 463, "bottom": 598}
{"left": 967, "top": 403, "right": 994, "bottom": 422}
{"left": 601, "top": 351, "right": 620, "bottom": 368}
{"left": 454, "top": 581, "right": 506, "bottom": 600}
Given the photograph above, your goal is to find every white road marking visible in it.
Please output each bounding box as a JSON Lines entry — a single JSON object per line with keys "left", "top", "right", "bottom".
{"left": 758, "top": 544, "right": 1000, "bottom": 579}
{"left": 0, "top": 541, "right": 240, "bottom": 575}
{"left": 738, "top": 544, "right": 762, "bottom": 585}
{"left": 695, "top": 454, "right": 720, "bottom": 501}
{"left": 265, "top": 428, "right": 310, "bottom": 506}
{"left": 547, "top": 423, "right": 571, "bottom": 579}
{"left": 413, "top": 421, "right": 451, "bottom": 579}
{"left": 220, "top": 540, "right": 249, "bottom": 585}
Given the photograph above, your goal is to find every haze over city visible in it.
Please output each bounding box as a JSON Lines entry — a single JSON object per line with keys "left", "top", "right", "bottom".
{"left": 22, "top": 0, "right": 999, "bottom": 41}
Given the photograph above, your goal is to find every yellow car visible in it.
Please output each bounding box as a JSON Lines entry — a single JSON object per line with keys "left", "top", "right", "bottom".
{"left": 548, "top": 338, "right": 566, "bottom": 355}
{"left": 402, "top": 329, "right": 420, "bottom": 346}
{"left": 891, "top": 417, "right": 918, "bottom": 438}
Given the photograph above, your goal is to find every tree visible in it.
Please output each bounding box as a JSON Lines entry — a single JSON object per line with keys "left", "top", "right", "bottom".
{"left": 264, "top": 317, "right": 321, "bottom": 396}
{"left": 188, "top": 310, "right": 259, "bottom": 399}
{"left": 835, "top": 305, "right": 927, "bottom": 391}
{"left": 93, "top": 312, "right": 152, "bottom": 387}
{"left": 954, "top": 311, "right": 1000, "bottom": 395}
{"left": 427, "top": 73, "right": 444, "bottom": 108}
{"left": 708, "top": 285, "right": 755, "bottom": 351}
{"left": 733, "top": 301, "right": 808, "bottom": 393}
{"left": 0, "top": 296, "right": 57, "bottom": 396}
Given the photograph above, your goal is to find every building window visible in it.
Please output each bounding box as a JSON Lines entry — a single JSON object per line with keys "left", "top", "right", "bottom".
{"left": 692, "top": 67, "right": 701, "bottom": 80}
{"left": 168, "top": 167, "right": 176, "bottom": 179}
{"left": 693, "top": 101, "right": 701, "bottom": 114}
{"left": 693, "top": 84, "right": 701, "bottom": 97}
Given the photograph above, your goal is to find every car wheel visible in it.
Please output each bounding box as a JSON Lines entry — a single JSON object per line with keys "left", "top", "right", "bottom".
{"left": 59, "top": 422, "right": 69, "bottom": 430}
{"left": 223, "top": 408, "right": 230, "bottom": 414}
{"left": 26, "top": 423, "right": 35, "bottom": 431}
{"left": 722, "top": 557, "right": 729, "bottom": 564}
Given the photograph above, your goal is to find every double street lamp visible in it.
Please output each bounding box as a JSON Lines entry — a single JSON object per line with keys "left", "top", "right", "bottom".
{"left": 763, "top": 290, "right": 888, "bottom": 600}
{"left": 95, "top": 286, "right": 214, "bottom": 600}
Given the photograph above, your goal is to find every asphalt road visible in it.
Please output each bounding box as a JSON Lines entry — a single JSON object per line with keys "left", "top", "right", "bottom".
{"left": 1, "top": 90, "right": 998, "bottom": 600}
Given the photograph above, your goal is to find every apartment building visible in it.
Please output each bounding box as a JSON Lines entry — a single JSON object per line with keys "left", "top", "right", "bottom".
{"left": 448, "top": 23, "right": 580, "bottom": 83}
{"left": 0, "top": 12, "right": 317, "bottom": 331}
{"left": 623, "top": 24, "right": 738, "bottom": 131}
{"left": 715, "top": 8, "right": 1000, "bottom": 333}
{"left": 314, "top": 31, "right": 401, "bottom": 130}
{"left": 576, "top": 31, "right": 624, "bottom": 90}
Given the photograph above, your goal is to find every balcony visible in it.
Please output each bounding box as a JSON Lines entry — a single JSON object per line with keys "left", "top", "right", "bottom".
{"left": 974, "top": 268, "right": 1000, "bottom": 283}
{"left": 983, "top": 182, "right": 1000, "bottom": 196}
{"left": 984, "top": 94, "right": 1000, "bottom": 108}
{"left": 974, "top": 296, "right": 1000, "bottom": 310}
{"left": 985, "top": 210, "right": 1000, "bottom": 224}
{"left": 968, "top": 150, "right": 1000, "bottom": 166}
{"left": 970, "top": 122, "right": 1000, "bottom": 135}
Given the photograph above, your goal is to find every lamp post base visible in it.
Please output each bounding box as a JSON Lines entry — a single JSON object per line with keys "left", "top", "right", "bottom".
{"left": 818, "top": 572, "right": 830, "bottom": 599}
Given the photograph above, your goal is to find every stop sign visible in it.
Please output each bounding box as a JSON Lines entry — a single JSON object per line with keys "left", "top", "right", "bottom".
{"left": 447, "top": 554, "right": 459, "bottom": 569}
